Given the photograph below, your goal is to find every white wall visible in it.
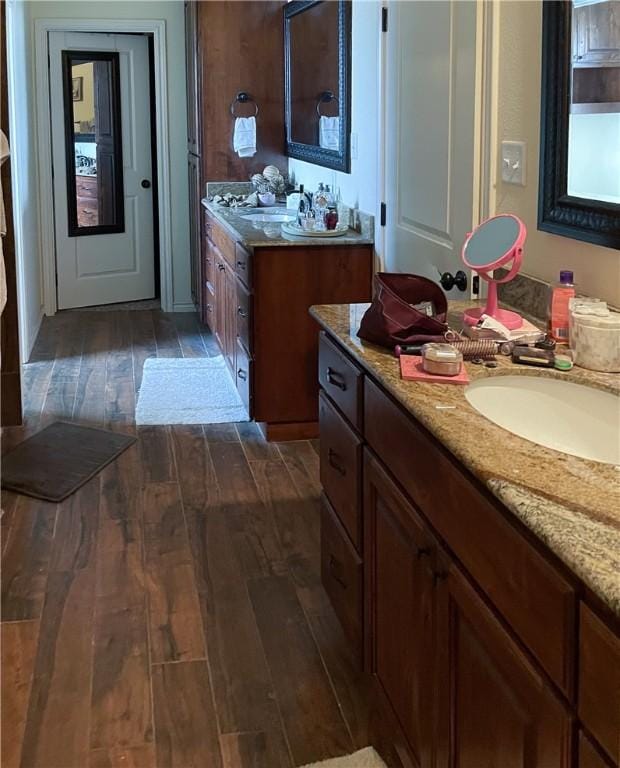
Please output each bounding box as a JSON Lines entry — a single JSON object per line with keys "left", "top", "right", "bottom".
{"left": 6, "top": 0, "right": 44, "bottom": 360}
{"left": 568, "top": 112, "right": 620, "bottom": 204}
{"left": 288, "top": 0, "right": 381, "bottom": 249}
{"left": 495, "top": 1, "right": 620, "bottom": 307}
{"left": 11, "top": 0, "right": 190, "bottom": 346}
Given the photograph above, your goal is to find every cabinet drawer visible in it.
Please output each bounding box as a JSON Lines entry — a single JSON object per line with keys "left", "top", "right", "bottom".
{"left": 319, "top": 390, "right": 362, "bottom": 550}
{"left": 318, "top": 332, "right": 363, "bottom": 430}
{"left": 321, "top": 493, "right": 363, "bottom": 664}
{"left": 205, "top": 211, "right": 236, "bottom": 267}
{"left": 236, "top": 279, "right": 252, "bottom": 354}
{"left": 579, "top": 604, "right": 620, "bottom": 764}
{"left": 364, "top": 376, "right": 576, "bottom": 698}
{"left": 235, "top": 339, "right": 253, "bottom": 416}
{"left": 235, "top": 242, "right": 252, "bottom": 289}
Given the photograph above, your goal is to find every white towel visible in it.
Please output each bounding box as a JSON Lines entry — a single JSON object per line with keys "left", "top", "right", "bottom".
{"left": 233, "top": 116, "right": 256, "bottom": 157}
{"left": 319, "top": 115, "right": 340, "bottom": 150}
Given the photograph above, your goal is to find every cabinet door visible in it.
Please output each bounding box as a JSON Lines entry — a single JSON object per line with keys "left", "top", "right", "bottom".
{"left": 435, "top": 558, "right": 572, "bottom": 768}
{"left": 364, "top": 450, "right": 437, "bottom": 768}
{"left": 184, "top": 1, "right": 200, "bottom": 153}
{"left": 573, "top": 3, "right": 620, "bottom": 65}
{"left": 224, "top": 264, "right": 237, "bottom": 373}
{"left": 214, "top": 254, "right": 226, "bottom": 351}
{"left": 187, "top": 154, "right": 201, "bottom": 309}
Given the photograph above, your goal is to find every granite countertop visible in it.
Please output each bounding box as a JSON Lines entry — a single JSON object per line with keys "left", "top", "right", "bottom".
{"left": 201, "top": 198, "right": 374, "bottom": 248}
{"left": 310, "top": 301, "right": 620, "bottom": 616}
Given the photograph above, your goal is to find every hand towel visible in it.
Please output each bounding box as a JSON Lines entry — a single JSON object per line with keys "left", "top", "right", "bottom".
{"left": 233, "top": 116, "right": 256, "bottom": 157}
{"left": 319, "top": 115, "right": 340, "bottom": 150}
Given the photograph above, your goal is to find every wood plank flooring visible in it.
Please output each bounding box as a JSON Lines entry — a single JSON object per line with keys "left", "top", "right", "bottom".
{"left": 1, "top": 310, "right": 368, "bottom": 768}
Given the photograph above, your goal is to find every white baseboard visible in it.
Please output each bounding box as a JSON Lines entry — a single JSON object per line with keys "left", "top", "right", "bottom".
{"left": 172, "top": 302, "right": 197, "bottom": 313}
{"left": 23, "top": 308, "right": 44, "bottom": 363}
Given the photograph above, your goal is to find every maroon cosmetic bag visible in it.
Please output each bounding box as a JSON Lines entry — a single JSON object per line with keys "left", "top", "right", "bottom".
{"left": 357, "top": 273, "right": 449, "bottom": 348}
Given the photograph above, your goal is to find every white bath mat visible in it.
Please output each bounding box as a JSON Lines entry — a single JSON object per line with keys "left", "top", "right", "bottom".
{"left": 135, "top": 356, "right": 249, "bottom": 425}
{"left": 299, "top": 748, "right": 387, "bottom": 768}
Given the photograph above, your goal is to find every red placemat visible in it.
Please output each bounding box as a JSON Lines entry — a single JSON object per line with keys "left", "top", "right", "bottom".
{"left": 400, "top": 355, "right": 470, "bottom": 384}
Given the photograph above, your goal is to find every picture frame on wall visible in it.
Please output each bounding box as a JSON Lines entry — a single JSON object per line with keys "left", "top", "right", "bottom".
{"left": 72, "top": 76, "right": 83, "bottom": 102}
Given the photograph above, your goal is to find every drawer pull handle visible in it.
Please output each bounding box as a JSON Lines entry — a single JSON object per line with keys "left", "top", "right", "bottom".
{"left": 326, "top": 367, "right": 346, "bottom": 391}
{"left": 218, "top": 263, "right": 226, "bottom": 271}
{"left": 328, "top": 448, "right": 346, "bottom": 476}
{"left": 237, "top": 368, "right": 247, "bottom": 381}
{"left": 328, "top": 555, "right": 347, "bottom": 589}
{"left": 236, "top": 260, "right": 246, "bottom": 269}
{"left": 237, "top": 307, "right": 248, "bottom": 318}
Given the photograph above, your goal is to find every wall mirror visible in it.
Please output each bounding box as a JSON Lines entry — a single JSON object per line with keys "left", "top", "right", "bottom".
{"left": 539, "top": 1, "right": 620, "bottom": 249}
{"left": 62, "top": 50, "right": 124, "bottom": 236}
{"left": 284, "top": 0, "right": 351, "bottom": 173}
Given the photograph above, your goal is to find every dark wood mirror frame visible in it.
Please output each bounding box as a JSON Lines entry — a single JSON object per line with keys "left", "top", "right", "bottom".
{"left": 284, "top": 0, "right": 352, "bottom": 173}
{"left": 538, "top": 1, "right": 620, "bottom": 249}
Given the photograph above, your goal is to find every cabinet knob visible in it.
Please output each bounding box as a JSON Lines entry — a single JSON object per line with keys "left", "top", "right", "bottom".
{"left": 236, "top": 260, "right": 246, "bottom": 270}
{"left": 218, "top": 263, "right": 226, "bottom": 271}
{"left": 416, "top": 546, "right": 432, "bottom": 560}
{"left": 237, "top": 307, "right": 248, "bottom": 318}
{"left": 237, "top": 368, "right": 247, "bottom": 381}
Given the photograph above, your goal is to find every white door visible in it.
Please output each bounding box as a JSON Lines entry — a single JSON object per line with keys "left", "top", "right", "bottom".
{"left": 49, "top": 32, "right": 155, "bottom": 309}
{"left": 384, "top": 1, "right": 480, "bottom": 281}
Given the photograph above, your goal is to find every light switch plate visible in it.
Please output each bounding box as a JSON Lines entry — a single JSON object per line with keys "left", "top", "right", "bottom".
{"left": 501, "top": 140, "right": 526, "bottom": 186}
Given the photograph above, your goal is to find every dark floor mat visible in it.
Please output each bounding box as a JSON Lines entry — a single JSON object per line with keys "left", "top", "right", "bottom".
{"left": 1, "top": 421, "right": 136, "bottom": 502}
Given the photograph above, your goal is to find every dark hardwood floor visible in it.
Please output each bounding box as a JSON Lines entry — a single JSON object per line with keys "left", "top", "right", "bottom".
{"left": 1, "top": 309, "right": 368, "bottom": 768}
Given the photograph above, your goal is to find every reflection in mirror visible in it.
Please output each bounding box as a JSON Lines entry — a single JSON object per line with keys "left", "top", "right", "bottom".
{"left": 290, "top": 1, "right": 339, "bottom": 149}
{"left": 568, "top": 0, "right": 620, "bottom": 204}
{"left": 62, "top": 51, "right": 124, "bottom": 236}
{"left": 285, "top": 0, "right": 351, "bottom": 172}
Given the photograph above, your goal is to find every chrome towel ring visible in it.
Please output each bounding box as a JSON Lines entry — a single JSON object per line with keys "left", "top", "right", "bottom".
{"left": 316, "top": 90, "right": 339, "bottom": 117}
{"left": 230, "top": 91, "right": 259, "bottom": 118}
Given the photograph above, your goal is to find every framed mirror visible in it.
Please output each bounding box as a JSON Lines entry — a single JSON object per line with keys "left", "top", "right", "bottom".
{"left": 62, "top": 50, "right": 124, "bottom": 236}
{"left": 284, "top": 0, "right": 352, "bottom": 173}
{"left": 539, "top": 1, "right": 620, "bottom": 249}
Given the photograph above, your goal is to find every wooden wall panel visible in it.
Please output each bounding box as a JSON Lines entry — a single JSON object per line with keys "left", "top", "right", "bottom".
{"left": 197, "top": 1, "right": 287, "bottom": 183}
{"left": 1, "top": 2, "right": 22, "bottom": 426}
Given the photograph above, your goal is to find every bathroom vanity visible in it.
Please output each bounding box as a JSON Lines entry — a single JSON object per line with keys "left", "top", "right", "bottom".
{"left": 200, "top": 201, "right": 373, "bottom": 439}
{"left": 312, "top": 302, "right": 620, "bottom": 768}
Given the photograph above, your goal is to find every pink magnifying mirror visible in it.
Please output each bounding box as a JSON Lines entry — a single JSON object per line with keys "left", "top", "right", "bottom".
{"left": 461, "top": 213, "right": 526, "bottom": 330}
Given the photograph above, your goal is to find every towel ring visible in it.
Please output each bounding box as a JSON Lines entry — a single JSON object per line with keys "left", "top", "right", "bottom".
{"left": 316, "top": 90, "right": 339, "bottom": 117}
{"left": 230, "top": 91, "right": 259, "bottom": 118}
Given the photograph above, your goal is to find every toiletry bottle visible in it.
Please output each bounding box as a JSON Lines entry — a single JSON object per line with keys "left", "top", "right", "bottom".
{"left": 314, "top": 183, "right": 328, "bottom": 229}
{"left": 548, "top": 270, "right": 576, "bottom": 343}
{"left": 297, "top": 184, "right": 306, "bottom": 226}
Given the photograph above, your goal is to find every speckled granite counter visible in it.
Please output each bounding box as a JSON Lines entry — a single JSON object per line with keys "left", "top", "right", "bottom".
{"left": 310, "top": 302, "right": 620, "bottom": 616}
{"left": 201, "top": 198, "right": 374, "bottom": 248}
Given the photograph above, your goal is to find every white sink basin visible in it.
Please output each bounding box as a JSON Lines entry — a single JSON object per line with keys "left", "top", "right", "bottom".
{"left": 241, "top": 212, "right": 295, "bottom": 223}
{"left": 464, "top": 375, "right": 620, "bottom": 465}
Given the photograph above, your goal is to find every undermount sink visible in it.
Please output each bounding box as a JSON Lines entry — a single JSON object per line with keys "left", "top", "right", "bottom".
{"left": 464, "top": 375, "right": 620, "bottom": 465}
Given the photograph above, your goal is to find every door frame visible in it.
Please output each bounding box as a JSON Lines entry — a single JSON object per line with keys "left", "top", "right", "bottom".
{"left": 33, "top": 18, "right": 174, "bottom": 316}
{"left": 378, "top": 0, "right": 498, "bottom": 295}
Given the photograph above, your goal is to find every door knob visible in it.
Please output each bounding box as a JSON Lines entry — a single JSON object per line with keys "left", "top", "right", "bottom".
{"left": 141, "top": 179, "right": 151, "bottom": 189}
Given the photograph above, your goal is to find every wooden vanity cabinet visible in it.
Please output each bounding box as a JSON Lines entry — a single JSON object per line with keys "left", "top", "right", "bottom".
{"left": 317, "top": 330, "right": 619, "bottom": 768}
{"left": 203, "top": 208, "right": 373, "bottom": 436}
